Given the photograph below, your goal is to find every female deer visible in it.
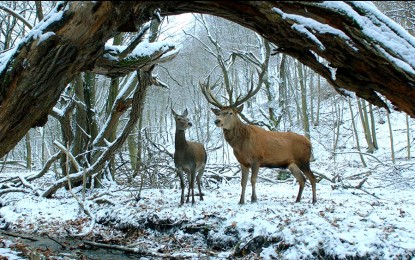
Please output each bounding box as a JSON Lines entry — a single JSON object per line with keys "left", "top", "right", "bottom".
{"left": 172, "top": 108, "right": 207, "bottom": 205}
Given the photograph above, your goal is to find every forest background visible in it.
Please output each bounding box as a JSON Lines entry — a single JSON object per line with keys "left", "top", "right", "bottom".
{"left": 0, "top": 1, "right": 413, "bottom": 189}
{"left": 0, "top": 1, "right": 415, "bottom": 259}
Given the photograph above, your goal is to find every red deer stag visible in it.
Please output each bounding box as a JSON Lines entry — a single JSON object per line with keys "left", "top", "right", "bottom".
{"left": 201, "top": 81, "right": 316, "bottom": 204}
{"left": 172, "top": 108, "right": 207, "bottom": 205}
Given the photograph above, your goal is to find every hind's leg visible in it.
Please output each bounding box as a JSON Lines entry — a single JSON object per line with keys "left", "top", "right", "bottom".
{"left": 177, "top": 170, "right": 185, "bottom": 205}
{"left": 185, "top": 172, "right": 191, "bottom": 203}
{"left": 196, "top": 166, "right": 204, "bottom": 201}
{"left": 189, "top": 170, "right": 196, "bottom": 204}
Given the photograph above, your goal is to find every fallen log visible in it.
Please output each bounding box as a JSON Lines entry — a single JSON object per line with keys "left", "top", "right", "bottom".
{"left": 83, "top": 240, "right": 190, "bottom": 259}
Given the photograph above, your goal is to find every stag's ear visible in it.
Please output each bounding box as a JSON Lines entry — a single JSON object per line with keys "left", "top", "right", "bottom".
{"left": 183, "top": 108, "right": 188, "bottom": 116}
{"left": 211, "top": 108, "right": 220, "bottom": 115}
{"left": 236, "top": 104, "right": 244, "bottom": 113}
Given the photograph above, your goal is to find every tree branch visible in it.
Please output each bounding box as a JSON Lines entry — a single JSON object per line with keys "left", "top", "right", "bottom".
{"left": 42, "top": 70, "right": 153, "bottom": 198}
{"left": 92, "top": 41, "right": 178, "bottom": 78}
{"left": 53, "top": 141, "right": 82, "bottom": 172}
{"left": 0, "top": 4, "right": 33, "bottom": 30}
{"left": 83, "top": 241, "right": 180, "bottom": 258}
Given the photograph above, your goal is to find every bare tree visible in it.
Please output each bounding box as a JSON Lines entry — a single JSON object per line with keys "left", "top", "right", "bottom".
{"left": 386, "top": 111, "right": 396, "bottom": 163}
{"left": 357, "top": 98, "right": 375, "bottom": 153}
{"left": 1, "top": 1, "right": 415, "bottom": 159}
{"left": 348, "top": 98, "right": 367, "bottom": 167}
{"left": 298, "top": 62, "right": 310, "bottom": 140}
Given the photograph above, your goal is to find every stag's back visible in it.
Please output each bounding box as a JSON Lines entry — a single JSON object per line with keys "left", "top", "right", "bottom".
{"left": 227, "top": 124, "right": 311, "bottom": 169}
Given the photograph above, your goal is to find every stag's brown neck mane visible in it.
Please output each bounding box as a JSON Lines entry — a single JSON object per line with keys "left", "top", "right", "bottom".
{"left": 223, "top": 118, "right": 250, "bottom": 148}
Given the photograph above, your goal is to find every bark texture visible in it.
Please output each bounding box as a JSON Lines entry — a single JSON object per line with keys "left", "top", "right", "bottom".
{"left": 1, "top": 1, "right": 415, "bottom": 158}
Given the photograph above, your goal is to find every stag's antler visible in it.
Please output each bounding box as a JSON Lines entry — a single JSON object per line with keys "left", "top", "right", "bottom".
{"left": 231, "top": 68, "right": 265, "bottom": 108}
{"left": 233, "top": 71, "right": 262, "bottom": 108}
{"left": 200, "top": 69, "right": 264, "bottom": 108}
{"left": 200, "top": 76, "right": 224, "bottom": 108}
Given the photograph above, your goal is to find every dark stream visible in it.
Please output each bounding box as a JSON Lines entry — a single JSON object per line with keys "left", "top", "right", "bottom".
{"left": 1, "top": 231, "right": 139, "bottom": 259}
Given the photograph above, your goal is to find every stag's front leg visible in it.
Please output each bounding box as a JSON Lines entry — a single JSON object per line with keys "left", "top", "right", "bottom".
{"left": 251, "top": 162, "right": 259, "bottom": 203}
{"left": 239, "top": 164, "right": 249, "bottom": 204}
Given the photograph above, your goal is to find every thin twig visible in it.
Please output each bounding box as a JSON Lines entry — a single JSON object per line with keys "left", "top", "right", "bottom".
{"left": 45, "top": 234, "right": 67, "bottom": 249}
{"left": 332, "top": 151, "right": 386, "bottom": 165}
{"left": 0, "top": 231, "right": 37, "bottom": 241}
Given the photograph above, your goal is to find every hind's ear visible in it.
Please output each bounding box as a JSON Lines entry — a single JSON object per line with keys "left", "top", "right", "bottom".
{"left": 211, "top": 108, "right": 220, "bottom": 115}
{"left": 171, "top": 109, "right": 178, "bottom": 117}
{"left": 183, "top": 108, "right": 188, "bottom": 116}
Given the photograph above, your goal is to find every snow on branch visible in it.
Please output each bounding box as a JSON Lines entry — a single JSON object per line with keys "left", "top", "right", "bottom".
{"left": 53, "top": 140, "right": 82, "bottom": 172}
{"left": 91, "top": 73, "right": 138, "bottom": 147}
{"left": 317, "top": 2, "right": 415, "bottom": 72}
{"left": 18, "top": 175, "right": 41, "bottom": 196}
{"left": 118, "top": 22, "right": 151, "bottom": 60}
{"left": 272, "top": 7, "right": 356, "bottom": 52}
{"left": 93, "top": 40, "right": 178, "bottom": 77}
{"left": 0, "top": 187, "right": 29, "bottom": 196}
{"left": 0, "top": 2, "right": 66, "bottom": 75}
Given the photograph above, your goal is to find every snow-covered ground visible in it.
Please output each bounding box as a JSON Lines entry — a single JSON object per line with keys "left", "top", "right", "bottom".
{"left": 1, "top": 157, "right": 414, "bottom": 259}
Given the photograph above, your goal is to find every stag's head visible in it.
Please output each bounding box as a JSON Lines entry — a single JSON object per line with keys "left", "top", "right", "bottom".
{"left": 211, "top": 105, "right": 244, "bottom": 130}
{"left": 172, "top": 109, "right": 192, "bottom": 131}
{"left": 200, "top": 76, "right": 261, "bottom": 130}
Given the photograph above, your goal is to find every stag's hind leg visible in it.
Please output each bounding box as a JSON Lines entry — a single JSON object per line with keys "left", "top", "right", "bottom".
{"left": 301, "top": 164, "right": 317, "bottom": 204}
{"left": 288, "top": 163, "right": 306, "bottom": 203}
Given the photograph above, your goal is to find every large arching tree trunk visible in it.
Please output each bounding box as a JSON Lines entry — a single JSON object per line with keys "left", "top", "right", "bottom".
{"left": 0, "top": 2, "right": 124, "bottom": 157}
{"left": 1, "top": 1, "right": 415, "bottom": 158}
